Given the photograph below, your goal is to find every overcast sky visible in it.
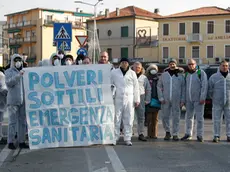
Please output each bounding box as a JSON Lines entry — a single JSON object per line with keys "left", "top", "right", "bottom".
{"left": 0, "top": 0, "right": 230, "bottom": 20}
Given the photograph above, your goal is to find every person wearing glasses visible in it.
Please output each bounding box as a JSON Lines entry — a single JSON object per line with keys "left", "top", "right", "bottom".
{"left": 181, "top": 59, "right": 208, "bottom": 142}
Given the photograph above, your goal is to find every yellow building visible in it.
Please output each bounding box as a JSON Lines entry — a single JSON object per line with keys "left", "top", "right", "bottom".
{"left": 87, "top": 6, "right": 160, "bottom": 62}
{"left": 158, "top": 6, "right": 230, "bottom": 64}
{"left": 3, "top": 8, "right": 93, "bottom": 66}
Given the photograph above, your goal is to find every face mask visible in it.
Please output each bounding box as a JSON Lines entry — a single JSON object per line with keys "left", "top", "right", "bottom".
{"left": 150, "top": 70, "right": 157, "bottom": 75}
{"left": 58, "top": 54, "right": 64, "bottom": 59}
{"left": 15, "top": 61, "right": 22, "bottom": 68}
{"left": 54, "top": 59, "right": 60, "bottom": 66}
{"left": 66, "top": 60, "right": 72, "bottom": 66}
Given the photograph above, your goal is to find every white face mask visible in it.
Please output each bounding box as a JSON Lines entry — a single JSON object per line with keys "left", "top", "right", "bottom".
{"left": 54, "top": 59, "right": 60, "bottom": 66}
{"left": 58, "top": 54, "right": 64, "bottom": 59}
{"left": 150, "top": 70, "right": 157, "bottom": 75}
{"left": 15, "top": 61, "right": 22, "bottom": 68}
{"left": 65, "top": 60, "right": 72, "bottom": 66}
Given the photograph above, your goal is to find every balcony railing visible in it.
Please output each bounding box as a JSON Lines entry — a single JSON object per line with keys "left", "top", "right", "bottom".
{"left": 24, "top": 36, "right": 36, "bottom": 43}
{"left": 44, "top": 19, "right": 85, "bottom": 28}
{"left": 186, "top": 33, "right": 203, "bottom": 43}
{"left": 9, "top": 38, "right": 23, "bottom": 45}
{"left": 3, "top": 20, "right": 37, "bottom": 30}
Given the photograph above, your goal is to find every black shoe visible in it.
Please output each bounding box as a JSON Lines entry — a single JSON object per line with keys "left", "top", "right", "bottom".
{"left": 19, "top": 142, "right": 29, "bottom": 149}
{"left": 149, "top": 136, "right": 158, "bottom": 139}
{"left": 138, "top": 134, "right": 147, "bottom": 141}
{"left": 213, "top": 136, "right": 220, "bottom": 143}
{"left": 0, "top": 138, "right": 7, "bottom": 145}
{"left": 164, "top": 132, "right": 171, "bottom": 140}
{"left": 8, "top": 143, "right": 16, "bottom": 150}
{"left": 173, "top": 136, "right": 180, "bottom": 141}
{"left": 197, "top": 136, "right": 204, "bottom": 142}
{"left": 181, "top": 134, "right": 192, "bottom": 141}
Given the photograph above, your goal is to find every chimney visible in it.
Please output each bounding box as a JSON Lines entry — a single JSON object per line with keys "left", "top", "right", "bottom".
{"left": 80, "top": 10, "right": 83, "bottom": 13}
{"left": 227, "top": 7, "right": 230, "bottom": 11}
{"left": 76, "top": 8, "right": 79, "bottom": 12}
{"left": 116, "top": 8, "right": 120, "bottom": 16}
{"left": 105, "top": 9, "right": 109, "bottom": 17}
{"left": 154, "top": 8, "right": 159, "bottom": 14}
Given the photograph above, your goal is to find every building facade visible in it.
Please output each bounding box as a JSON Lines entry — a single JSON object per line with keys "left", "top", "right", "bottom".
{"left": 158, "top": 6, "right": 230, "bottom": 65}
{"left": 3, "top": 8, "right": 93, "bottom": 66}
{"left": 87, "top": 6, "right": 160, "bottom": 62}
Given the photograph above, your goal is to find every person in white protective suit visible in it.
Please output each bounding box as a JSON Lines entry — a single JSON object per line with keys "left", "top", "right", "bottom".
{"left": 133, "top": 62, "right": 151, "bottom": 141}
{"left": 111, "top": 57, "right": 140, "bottom": 146}
{"left": 181, "top": 59, "right": 208, "bottom": 142}
{"left": 0, "top": 71, "right": 8, "bottom": 144}
{"left": 208, "top": 60, "right": 230, "bottom": 143}
{"left": 5, "top": 54, "right": 29, "bottom": 149}
{"left": 157, "top": 59, "right": 185, "bottom": 141}
{"left": 50, "top": 53, "right": 61, "bottom": 66}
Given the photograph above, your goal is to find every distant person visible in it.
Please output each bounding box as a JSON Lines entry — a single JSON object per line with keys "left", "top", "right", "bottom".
{"left": 50, "top": 53, "right": 61, "bottom": 66}
{"left": 62, "top": 54, "right": 74, "bottom": 66}
{"left": 98, "top": 51, "right": 110, "bottom": 64}
{"left": 82, "top": 57, "right": 92, "bottom": 65}
{"left": 76, "top": 54, "right": 85, "bottom": 65}
{"left": 208, "top": 60, "right": 230, "bottom": 143}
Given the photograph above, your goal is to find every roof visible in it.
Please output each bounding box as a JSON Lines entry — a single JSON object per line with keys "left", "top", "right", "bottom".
{"left": 5, "top": 8, "right": 93, "bottom": 17}
{"left": 163, "top": 6, "right": 230, "bottom": 18}
{"left": 91, "top": 6, "right": 162, "bottom": 21}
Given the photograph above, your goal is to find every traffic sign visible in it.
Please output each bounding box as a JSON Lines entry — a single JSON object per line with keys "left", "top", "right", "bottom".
{"left": 77, "top": 48, "right": 87, "bottom": 56}
{"left": 54, "top": 23, "right": 72, "bottom": 42}
{"left": 75, "top": 35, "right": 88, "bottom": 46}
{"left": 57, "top": 41, "right": 71, "bottom": 51}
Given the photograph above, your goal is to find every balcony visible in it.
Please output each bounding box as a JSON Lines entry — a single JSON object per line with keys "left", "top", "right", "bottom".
{"left": 9, "top": 38, "right": 23, "bottom": 45}
{"left": 3, "top": 20, "right": 37, "bottom": 30}
{"left": 44, "top": 19, "right": 85, "bottom": 29}
{"left": 24, "top": 36, "right": 36, "bottom": 43}
{"left": 186, "top": 34, "right": 203, "bottom": 43}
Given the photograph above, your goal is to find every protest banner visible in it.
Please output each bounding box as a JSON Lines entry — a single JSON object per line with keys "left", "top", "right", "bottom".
{"left": 23, "top": 64, "right": 115, "bottom": 150}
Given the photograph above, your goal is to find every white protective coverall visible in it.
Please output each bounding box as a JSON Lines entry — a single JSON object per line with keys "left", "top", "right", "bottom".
{"left": 111, "top": 68, "right": 140, "bottom": 141}
{"left": 135, "top": 73, "right": 151, "bottom": 135}
{"left": 185, "top": 70, "right": 208, "bottom": 137}
{"left": 157, "top": 68, "right": 185, "bottom": 136}
{"left": 208, "top": 71, "right": 230, "bottom": 138}
{"left": 0, "top": 71, "right": 7, "bottom": 140}
{"left": 5, "top": 54, "right": 26, "bottom": 144}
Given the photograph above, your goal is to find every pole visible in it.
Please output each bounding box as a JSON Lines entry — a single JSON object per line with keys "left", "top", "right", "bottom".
{"left": 93, "top": 6, "right": 96, "bottom": 64}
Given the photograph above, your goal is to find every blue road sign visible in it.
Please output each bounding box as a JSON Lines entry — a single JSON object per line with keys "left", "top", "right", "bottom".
{"left": 57, "top": 41, "right": 71, "bottom": 51}
{"left": 77, "top": 48, "right": 87, "bottom": 56}
{"left": 54, "top": 23, "right": 72, "bottom": 42}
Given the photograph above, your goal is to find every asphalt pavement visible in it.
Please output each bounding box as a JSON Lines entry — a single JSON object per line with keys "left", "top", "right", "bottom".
{"left": 0, "top": 112, "right": 230, "bottom": 172}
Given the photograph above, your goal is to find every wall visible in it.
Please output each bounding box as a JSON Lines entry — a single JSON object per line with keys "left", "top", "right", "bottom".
{"left": 158, "top": 15, "right": 230, "bottom": 64}
{"left": 87, "top": 17, "right": 135, "bottom": 58}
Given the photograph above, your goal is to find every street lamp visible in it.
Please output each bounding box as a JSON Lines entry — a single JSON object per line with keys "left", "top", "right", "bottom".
{"left": 74, "top": 0, "right": 103, "bottom": 64}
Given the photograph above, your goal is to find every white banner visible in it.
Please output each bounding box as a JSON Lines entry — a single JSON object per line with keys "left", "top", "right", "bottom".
{"left": 23, "top": 64, "right": 115, "bottom": 150}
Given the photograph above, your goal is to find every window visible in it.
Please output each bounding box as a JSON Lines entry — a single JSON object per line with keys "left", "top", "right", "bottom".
{"left": 121, "top": 26, "right": 128, "bottom": 37}
{"left": 163, "top": 24, "right": 169, "bottom": 36}
{"left": 225, "top": 20, "right": 230, "bottom": 33}
{"left": 22, "top": 16, "right": 27, "bottom": 22}
{"left": 207, "top": 21, "right": 214, "bottom": 34}
{"left": 179, "top": 47, "right": 185, "bottom": 58}
{"left": 97, "top": 29, "right": 99, "bottom": 38}
{"left": 225, "top": 45, "right": 230, "bottom": 58}
{"left": 107, "top": 48, "right": 112, "bottom": 61}
{"left": 162, "top": 47, "right": 169, "bottom": 59}
{"left": 179, "top": 23, "right": 185, "bottom": 35}
{"left": 46, "top": 15, "right": 52, "bottom": 21}
{"left": 207, "top": 46, "right": 214, "bottom": 58}
{"left": 192, "top": 46, "right": 200, "bottom": 58}
{"left": 121, "top": 47, "right": 128, "bottom": 58}
{"left": 192, "top": 22, "right": 200, "bottom": 34}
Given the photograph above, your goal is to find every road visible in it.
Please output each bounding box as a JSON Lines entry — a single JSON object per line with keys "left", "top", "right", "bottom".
{"left": 0, "top": 113, "right": 230, "bottom": 172}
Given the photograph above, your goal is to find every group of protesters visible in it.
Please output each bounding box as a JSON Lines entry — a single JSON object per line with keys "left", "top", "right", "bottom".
{"left": 0, "top": 49, "right": 229, "bottom": 149}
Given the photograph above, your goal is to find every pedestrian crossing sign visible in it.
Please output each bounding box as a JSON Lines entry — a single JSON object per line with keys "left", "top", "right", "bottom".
{"left": 54, "top": 23, "right": 72, "bottom": 42}
{"left": 57, "top": 41, "right": 71, "bottom": 51}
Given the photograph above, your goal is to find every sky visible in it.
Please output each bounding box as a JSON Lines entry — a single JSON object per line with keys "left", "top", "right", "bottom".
{"left": 0, "top": 0, "right": 230, "bottom": 20}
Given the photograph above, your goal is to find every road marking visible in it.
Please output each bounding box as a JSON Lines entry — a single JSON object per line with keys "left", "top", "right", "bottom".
{"left": 105, "top": 146, "right": 127, "bottom": 172}
{"left": 84, "top": 148, "right": 93, "bottom": 172}
{"left": 0, "top": 145, "right": 11, "bottom": 167}
{"left": 93, "top": 167, "right": 109, "bottom": 172}
{"left": 13, "top": 148, "right": 20, "bottom": 157}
